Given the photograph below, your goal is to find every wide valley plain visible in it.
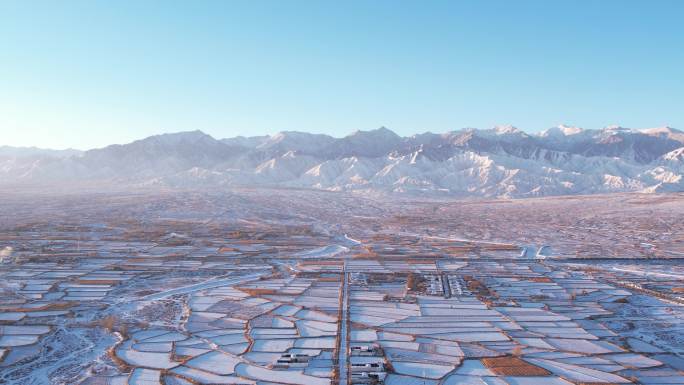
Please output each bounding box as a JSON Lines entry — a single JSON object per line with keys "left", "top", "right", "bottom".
{"left": 1, "top": 188, "right": 683, "bottom": 385}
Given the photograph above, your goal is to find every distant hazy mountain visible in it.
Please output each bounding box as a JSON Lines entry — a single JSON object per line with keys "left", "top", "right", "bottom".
{"left": 0, "top": 146, "right": 82, "bottom": 158}
{"left": 0, "top": 146, "right": 83, "bottom": 181}
{"left": 2, "top": 126, "right": 683, "bottom": 197}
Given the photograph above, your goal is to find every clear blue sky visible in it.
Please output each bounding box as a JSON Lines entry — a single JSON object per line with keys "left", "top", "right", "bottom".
{"left": 1, "top": 0, "right": 683, "bottom": 149}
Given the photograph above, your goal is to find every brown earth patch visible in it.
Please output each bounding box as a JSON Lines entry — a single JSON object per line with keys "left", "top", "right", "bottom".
{"left": 481, "top": 356, "right": 551, "bottom": 376}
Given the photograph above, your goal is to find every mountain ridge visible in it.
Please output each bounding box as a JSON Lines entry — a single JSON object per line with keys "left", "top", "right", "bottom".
{"left": 2, "top": 126, "right": 683, "bottom": 197}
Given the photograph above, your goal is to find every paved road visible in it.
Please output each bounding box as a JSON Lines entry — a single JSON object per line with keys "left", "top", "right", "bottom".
{"left": 441, "top": 272, "right": 452, "bottom": 299}
{"left": 338, "top": 271, "right": 350, "bottom": 385}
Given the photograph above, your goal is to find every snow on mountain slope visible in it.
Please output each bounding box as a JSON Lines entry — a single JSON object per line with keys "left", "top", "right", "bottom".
{"left": 639, "top": 126, "right": 684, "bottom": 143}
{"left": 74, "top": 130, "right": 249, "bottom": 180}
{"left": 540, "top": 124, "right": 584, "bottom": 137}
{"left": 256, "top": 131, "right": 336, "bottom": 155}
{"left": 254, "top": 151, "right": 321, "bottom": 183}
{"left": 299, "top": 157, "right": 385, "bottom": 189}
{"left": 661, "top": 147, "right": 684, "bottom": 163}
{"left": 1, "top": 126, "right": 683, "bottom": 197}
{"left": 221, "top": 135, "right": 269, "bottom": 148}
{"left": 324, "top": 127, "right": 403, "bottom": 158}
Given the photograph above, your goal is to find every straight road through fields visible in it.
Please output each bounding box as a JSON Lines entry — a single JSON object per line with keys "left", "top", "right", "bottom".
{"left": 338, "top": 271, "right": 350, "bottom": 384}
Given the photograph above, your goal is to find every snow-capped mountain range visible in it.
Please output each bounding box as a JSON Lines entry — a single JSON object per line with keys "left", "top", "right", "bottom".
{"left": 2, "top": 125, "right": 684, "bottom": 197}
